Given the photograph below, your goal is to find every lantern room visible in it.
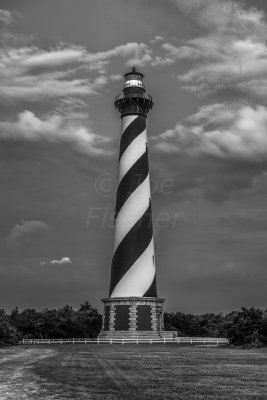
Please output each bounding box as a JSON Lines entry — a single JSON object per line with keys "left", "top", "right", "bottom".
{"left": 124, "top": 67, "right": 144, "bottom": 90}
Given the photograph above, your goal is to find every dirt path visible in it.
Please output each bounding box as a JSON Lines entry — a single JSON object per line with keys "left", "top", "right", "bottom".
{"left": 0, "top": 347, "right": 56, "bottom": 400}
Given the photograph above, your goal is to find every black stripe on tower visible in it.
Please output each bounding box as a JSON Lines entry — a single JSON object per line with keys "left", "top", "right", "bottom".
{"left": 119, "top": 115, "right": 146, "bottom": 160}
{"left": 144, "top": 275, "right": 157, "bottom": 297}
{"left": 115, "top": 150, "right": 148, "bottom": 218}
{"left": 109, "top": 203, "right": 154, "bottom": 297}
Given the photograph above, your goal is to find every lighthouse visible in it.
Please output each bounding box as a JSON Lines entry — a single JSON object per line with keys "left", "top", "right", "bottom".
{"left": 100, "top": 68, "right": 165, "bottom": 338}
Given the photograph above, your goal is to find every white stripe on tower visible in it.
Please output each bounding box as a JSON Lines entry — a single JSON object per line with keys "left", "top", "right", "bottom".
{"left": 109, "top": 114, "right": 157, "bottom": 298}
{"left": 118, "top": 118, "right": 147, "bottom": 182}
{"left": 113, "top": 176, "right": 150, "bottom": 252}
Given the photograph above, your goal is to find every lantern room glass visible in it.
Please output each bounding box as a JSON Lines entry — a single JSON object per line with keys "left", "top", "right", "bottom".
{"left": 125, "top": 72, "right": 144, "bottom": 89}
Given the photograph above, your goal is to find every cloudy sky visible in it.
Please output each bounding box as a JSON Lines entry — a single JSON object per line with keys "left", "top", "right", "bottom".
{"left": 1, "top": 0, "right": 267, "bottom": 314}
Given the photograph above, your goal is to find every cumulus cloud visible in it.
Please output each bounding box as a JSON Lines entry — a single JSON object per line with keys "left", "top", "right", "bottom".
{"left": 6, "top": 220, "right": 51, "bottom": 249}
{"left": 40, "top": 257, "right": 72, "bottom": 266}
{"left": 0, "top": 75, "right": 93, "bottom": 101}
{"left": 0, "top": 110, "right": 111, "bottom": 155}
{"left": 0, "top": 45, "right": 105, "bottom": 100}
{"left": 168, "top": 0, "right": 267, "bottom": 96}
{"left": 19, "top": 46, "right": 86, "bottom": 68}
{"left": 85, "top": 42, "right": 152, "bottom": 67}
{"left": 1, "top": 42, "right": 151, "bottom": 71}
{"left": 149, "top": 36, "right": 164, "bottom": 44}
{"left": 0, "top": 9, "right": 13, "bottom": 24}
{"left": 55, "top": 98, "right": 89, "bottom": 121}
{"left": 51, "top": 257, "right": 72, "bottom": 265}
{"left": 172, "top": 0, "right": 266, "bottom": 33}
{"left": 155, "top": 103, "right": 267, "bottom": 161}
{"left": 0, "top": 41, "right": 153, "bottom": 102}
{"left": 151, "top": 43, "right": 202, "bottom": 67}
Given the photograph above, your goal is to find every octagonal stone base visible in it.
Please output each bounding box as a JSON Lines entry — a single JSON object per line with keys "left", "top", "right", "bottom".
{"left": 98, "top": 297, "right": 165, "bottom": 339}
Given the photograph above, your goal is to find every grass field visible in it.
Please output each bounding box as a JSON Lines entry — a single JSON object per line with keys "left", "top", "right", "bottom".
{"left": 0, "top": 344, "right": 267, "bottom": 399}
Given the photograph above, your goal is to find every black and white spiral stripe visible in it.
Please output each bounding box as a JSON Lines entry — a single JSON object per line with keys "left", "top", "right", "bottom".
{"left": 109, "top": 115, "right": 157, "bottom": 298}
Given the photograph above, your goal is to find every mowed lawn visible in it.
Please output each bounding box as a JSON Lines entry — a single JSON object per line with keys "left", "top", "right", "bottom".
{"left": 0, "top": 345, "right": 267, "bottom": 399}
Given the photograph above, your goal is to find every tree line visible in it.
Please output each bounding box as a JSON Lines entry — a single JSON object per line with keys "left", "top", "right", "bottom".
{"left": 0, "top": 303, "right": 266, "bottom": 346}
{"left": 164, "top": 307, "right": 267, "bottom": 347}
{"left": 0, "top": 301, "right": 102, "bottom": 345}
